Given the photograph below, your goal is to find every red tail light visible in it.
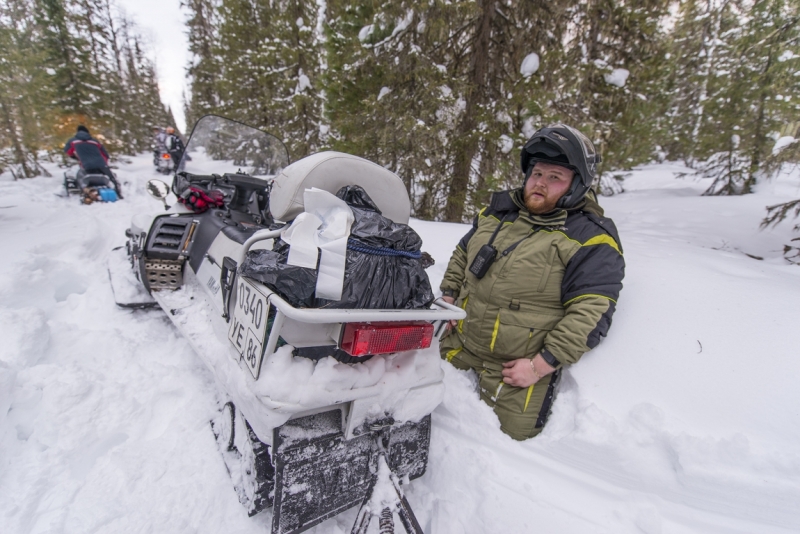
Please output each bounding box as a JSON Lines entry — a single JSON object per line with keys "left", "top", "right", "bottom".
{"left": 162, "top": 153, "right": 171, "bottom": 159}
{"left": 340, "top": 322, "right": 434, "bottom": 357}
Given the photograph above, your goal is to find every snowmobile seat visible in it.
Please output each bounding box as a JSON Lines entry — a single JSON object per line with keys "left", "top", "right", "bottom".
{"left": 77, "top": 174, "right": 112, "bottom": 189}
{"left": 269, "top": 152, "right": 411, "bottom": 224}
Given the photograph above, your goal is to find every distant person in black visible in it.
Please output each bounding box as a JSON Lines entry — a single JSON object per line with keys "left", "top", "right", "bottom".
{"left": 165, "top": 126, "right": 185, "bottom": 172}
{"left": 64, "top": 125, "right": 123, "bottom": 198}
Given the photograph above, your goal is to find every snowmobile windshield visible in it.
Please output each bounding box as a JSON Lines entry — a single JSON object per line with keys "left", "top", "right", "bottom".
{"left": 180, "top": 115, "right": 289, "bottom": 179}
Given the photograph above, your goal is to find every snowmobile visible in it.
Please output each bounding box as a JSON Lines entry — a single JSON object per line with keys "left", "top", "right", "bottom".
{"left": 63, "top": 169, "right": 119, "bottom": 204}
{"left": 153, "top": 149, "right": 173, "bottom": 175}
{"left": 110, "top": 115, "right": 464, "bottom": 534}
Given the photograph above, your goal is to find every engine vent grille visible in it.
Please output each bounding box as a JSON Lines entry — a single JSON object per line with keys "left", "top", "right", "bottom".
{"left": 146, "top": 216, "right": 195, "bottom": 260}
{"left": 153, "top": 223, "right": 185, "bottom": 248}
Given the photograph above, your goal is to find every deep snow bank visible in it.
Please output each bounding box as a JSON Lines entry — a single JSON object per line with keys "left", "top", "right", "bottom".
{"left": 1, "top": 157, "right": 799, "bottom": 533}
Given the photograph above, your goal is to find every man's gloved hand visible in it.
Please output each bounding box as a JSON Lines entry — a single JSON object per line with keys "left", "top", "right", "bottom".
{"left": 441, "top": 295, "right": 458, "bottom": 332}
{"left": 501, "top": 354, "right": 556, "bottom": 388}
{"left": 178, "top": 186, "right": 224, "bottom": 213}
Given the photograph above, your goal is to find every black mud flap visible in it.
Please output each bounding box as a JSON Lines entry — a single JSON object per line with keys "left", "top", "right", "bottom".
{"left": 271, "top": 411, "right": 431, "bottom": 534}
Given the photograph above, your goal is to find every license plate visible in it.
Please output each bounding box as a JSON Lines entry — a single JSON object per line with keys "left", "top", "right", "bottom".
{"left": 228, "top": 277, "right": 270, "bottom": 379}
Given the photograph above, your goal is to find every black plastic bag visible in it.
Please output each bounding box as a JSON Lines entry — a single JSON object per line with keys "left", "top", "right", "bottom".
{"left": 335, "top": 184, "right": 382, "bottom": 213}
{"left": 239, "top": 186, "right": 434, "bottom": 309}
{"left": 319, "top": 219, "right": 431, "bottom": 309}
{"left": 239, "top": 247, "right": 318, "bottom": 308}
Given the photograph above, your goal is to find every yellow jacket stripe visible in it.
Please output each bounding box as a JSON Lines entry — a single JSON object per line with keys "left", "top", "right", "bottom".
{"left": 490, "top": 313, "right": 500, "bottom": 352}
{"left": 523, "top": 385, "right": 534, "bottom": 412}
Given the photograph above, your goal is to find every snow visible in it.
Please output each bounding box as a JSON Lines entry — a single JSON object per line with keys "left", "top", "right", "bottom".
{"left": 605, "top": 68, "right": 630, "bottom": 87}
{"left": 773, "top": 136, "right": 796, "bottom": 155}
{"left": 377, "top": 87, "right": 392, "bottom": 101}
{"left": 520, "top": 53, "right": 540, "bottom": 77}
{"left": 2, "top": 157, "right": 800, "bottom": 533}
{"left": 357, "top": 25, "right": 374, "bottom": 42}
{"left": 390, "top": 11, "right": 413, "bottom": 39}
{"left": 498, "top": 134, "right": 514, "bottom": 154}
{"left": 296, "top": 71, "right": 311, "bottom": 93}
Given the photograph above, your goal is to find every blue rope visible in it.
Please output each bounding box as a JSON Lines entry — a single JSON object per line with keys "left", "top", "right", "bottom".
{"left": 347, "top": 238, "right": 422, "bottom": 259}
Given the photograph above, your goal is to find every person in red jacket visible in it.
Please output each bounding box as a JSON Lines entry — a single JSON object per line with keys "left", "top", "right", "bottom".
{"left": 64, "top": 125, "right": 123, "bottom": 199}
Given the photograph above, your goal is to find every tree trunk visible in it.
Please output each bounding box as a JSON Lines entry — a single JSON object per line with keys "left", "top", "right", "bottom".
{"left": 443, "top": 0, "right": 496, "bottom": 222}
{"left": 746, "top": 47, "right": 773, "bottom": 193}
{"left": 0, "top": 97, "right": 33, "bottom": 178}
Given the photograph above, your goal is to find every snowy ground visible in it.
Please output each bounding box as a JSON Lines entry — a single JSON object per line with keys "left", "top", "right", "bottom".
{"left": 1, "top": 155, "right": 799, "bottom": 533}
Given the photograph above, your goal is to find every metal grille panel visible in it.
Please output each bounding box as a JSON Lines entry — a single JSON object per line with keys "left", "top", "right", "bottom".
{"left": 144, "top": 258, "right": 184, "bottom": 290}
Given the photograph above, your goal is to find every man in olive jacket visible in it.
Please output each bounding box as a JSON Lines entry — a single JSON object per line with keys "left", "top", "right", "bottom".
{"left": 440, "top": 124, "right": 625, "bottom": 440}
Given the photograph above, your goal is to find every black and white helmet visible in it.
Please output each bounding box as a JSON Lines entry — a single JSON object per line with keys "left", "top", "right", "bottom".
{"left": 520, "top": 124, "right": 601, "bottom": 208}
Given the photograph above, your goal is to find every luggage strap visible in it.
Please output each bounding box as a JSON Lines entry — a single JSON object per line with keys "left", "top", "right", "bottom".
{"left": 347, "top": 238, "right": 422, "bottom": 259}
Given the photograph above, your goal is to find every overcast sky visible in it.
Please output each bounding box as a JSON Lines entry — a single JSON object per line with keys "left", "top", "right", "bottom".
{"left": 117, "top": 0, "right": 189, "bottom": 132}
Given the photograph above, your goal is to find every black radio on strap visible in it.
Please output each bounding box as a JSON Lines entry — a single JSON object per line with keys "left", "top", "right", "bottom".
{"left": 468, "top": 214, "right": 509, "bottom": 279}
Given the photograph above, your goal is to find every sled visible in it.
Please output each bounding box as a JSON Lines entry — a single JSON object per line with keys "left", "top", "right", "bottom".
{"left": 63, "top": 170, "right": 119, "bottom": 203}
{"left": 113, "top": 115, "right": 465, "bottom": 534}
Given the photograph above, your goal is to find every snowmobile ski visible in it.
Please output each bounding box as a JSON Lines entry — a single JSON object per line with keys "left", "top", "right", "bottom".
{"left": 350, "top": 453, "right": 424, "bottom": 534}
{"left": 108, "top": 246, "right": 157, "bottom": 309}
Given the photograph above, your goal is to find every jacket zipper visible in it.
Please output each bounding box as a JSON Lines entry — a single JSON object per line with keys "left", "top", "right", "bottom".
{"left": 537, "top": 243, "right": 558, "bottom": 292}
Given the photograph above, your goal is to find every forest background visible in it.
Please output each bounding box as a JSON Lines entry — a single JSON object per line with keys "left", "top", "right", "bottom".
{"left": 2, "top": 0, "right": 800, "bottom": 245}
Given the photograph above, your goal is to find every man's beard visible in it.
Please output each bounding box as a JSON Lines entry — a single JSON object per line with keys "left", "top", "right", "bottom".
{"left": 524, "top": 188, "right": 558, "bottom": 214}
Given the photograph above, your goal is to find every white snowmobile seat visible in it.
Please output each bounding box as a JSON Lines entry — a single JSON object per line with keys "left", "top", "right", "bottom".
{"left": 269, "top": 151, "right": 411, "bottom": 224}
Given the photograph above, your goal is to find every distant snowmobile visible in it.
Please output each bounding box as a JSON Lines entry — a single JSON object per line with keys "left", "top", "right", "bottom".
{"left": 153, "top": 149, "right": 173, "bottom": 175}
{"left": 109, "top": 115, "right": 464, "bottom": 534}
{"left": 63, "top": 169, "right": 119, "bottom": 204}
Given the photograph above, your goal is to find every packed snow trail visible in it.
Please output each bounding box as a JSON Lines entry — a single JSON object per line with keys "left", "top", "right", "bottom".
{"left": 1, "top": 156, "right": 799, "bottom": 533}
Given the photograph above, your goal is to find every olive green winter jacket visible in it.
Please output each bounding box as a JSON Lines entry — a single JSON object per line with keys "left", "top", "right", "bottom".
{"left": 440, "top": 189, "right": 624, "bottom": 368}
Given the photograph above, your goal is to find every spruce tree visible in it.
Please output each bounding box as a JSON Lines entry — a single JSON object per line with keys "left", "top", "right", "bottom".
{"left": 550, "top": 0, "right": 670, "bottom": 189}
{"left": 325, "top": 1, "right": 457, "bottom": 218}
{"left": 0, "top": 0, "right": 53, "bottom": 176}
{"left": 184, "top": 0, "right": 220, "bottom": 127}
{"left": 211, "top": 0, "right": 320, "bottom": 155}
{"left": 699, "top": 0, "right": 800, "bottom": 195}
{"left": 663, "top": 0, "right": 741, "bottom": 163}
